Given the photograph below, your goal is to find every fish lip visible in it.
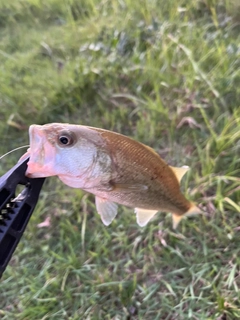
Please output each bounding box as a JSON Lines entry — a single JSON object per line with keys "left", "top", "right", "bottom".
{"left": 25, "top": 161, "right": 50, "bottom": 178}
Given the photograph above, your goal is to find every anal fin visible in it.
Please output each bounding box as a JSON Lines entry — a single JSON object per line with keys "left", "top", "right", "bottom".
{"left": 172, "top": 214, "right": 183, "bottom": 229}
{"left": 135, "top": 208, "right": 158, "bottom": 227}
{"left": 95, "top": 197, "right": 118, "bottom": 226}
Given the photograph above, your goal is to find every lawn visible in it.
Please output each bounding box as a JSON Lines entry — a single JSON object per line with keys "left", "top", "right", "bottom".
{"left": 0, "top": 0, "right": 240, "bottom": 319}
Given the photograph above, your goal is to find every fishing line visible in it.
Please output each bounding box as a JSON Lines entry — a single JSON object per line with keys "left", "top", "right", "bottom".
{"left": 0, "top": 145, "right": 30, "bottom": 161}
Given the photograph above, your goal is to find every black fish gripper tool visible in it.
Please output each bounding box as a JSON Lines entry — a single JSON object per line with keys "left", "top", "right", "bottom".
{"left": 0, "top": 157, "right": 45, "bottom": 278}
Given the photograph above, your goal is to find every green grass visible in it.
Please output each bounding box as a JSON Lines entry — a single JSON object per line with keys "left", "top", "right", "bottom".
{"left": 0, "top": 0, "right": 240, "bottom": 319}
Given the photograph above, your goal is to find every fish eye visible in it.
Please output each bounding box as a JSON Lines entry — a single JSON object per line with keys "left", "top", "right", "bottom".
{"left": 59, "top": 136, "right": 70, "bottom": 145}
{"left": 57, "top": 131, "right": 75, "bottom": 147}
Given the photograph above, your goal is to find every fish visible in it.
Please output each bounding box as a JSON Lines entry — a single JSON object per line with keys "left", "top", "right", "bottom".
{"left": 21, "top": 123, "right": 201, "bottom": 228}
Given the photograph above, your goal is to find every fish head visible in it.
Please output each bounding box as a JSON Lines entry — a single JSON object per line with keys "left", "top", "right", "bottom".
{"left": 23, "top": 123, "right": 101, "bottom": 180}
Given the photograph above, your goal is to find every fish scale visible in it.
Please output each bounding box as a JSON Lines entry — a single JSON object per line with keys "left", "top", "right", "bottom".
{"left": 95, "top": 131, "right": 190, "bottom": 213}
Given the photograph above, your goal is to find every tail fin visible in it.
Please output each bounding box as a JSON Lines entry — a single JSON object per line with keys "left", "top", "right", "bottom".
{"left": 172, "top": 203, "right": 202, "bottom": 229}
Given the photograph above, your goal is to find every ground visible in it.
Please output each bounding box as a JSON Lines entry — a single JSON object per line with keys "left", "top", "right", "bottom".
{"left": 0, "top": 0, "right": 240, "bottom": 319}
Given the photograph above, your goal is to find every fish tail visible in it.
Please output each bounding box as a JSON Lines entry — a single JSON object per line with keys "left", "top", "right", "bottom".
{"left": 172, "top": 203, "right": 202, "bottom": 229}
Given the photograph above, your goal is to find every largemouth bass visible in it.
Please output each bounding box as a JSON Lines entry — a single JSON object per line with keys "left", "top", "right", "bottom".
{"left": 22, "top": 123, "right": 201, "bottom": 228}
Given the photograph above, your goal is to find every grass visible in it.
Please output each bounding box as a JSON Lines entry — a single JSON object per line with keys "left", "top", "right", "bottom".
{"left": 0, "top": 0, "right": 240, "bottom": 319}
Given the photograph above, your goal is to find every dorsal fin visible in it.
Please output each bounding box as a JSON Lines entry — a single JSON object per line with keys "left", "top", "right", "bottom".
{"left": 170, "top": 165, "right": 189, "bottom": 183}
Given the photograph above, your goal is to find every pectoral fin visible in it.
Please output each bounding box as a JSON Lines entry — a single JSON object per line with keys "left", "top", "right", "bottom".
{"left": 95, "top": 197, "right": 118, "bottom": 226}
{"left": 135, "top": 208, "right": 158, "bottom": 227}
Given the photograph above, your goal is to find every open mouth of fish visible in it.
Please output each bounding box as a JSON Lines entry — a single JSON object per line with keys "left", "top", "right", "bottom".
{"left": 20, "top": 125, "right": 56, "bottom": 178}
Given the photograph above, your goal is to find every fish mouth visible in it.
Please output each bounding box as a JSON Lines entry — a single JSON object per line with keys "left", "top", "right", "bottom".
{"left": 23, "top": 125, "right": 56, "bottom": 178}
